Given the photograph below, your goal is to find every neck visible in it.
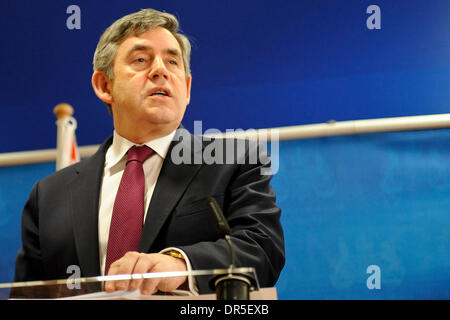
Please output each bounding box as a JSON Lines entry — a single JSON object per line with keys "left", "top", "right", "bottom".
{"left": 115, "top": 124, "right": 179, "bottom": 144}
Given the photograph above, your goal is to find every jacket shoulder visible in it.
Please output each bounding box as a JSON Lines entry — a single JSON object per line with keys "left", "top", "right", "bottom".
{"left": 37, "top": 135, "right": 112, "bottom": 188}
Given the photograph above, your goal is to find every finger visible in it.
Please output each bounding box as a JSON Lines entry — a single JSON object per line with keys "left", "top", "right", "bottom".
{"left": 104, "top": 259, "right": 124, "bottom": 292}
{"left": 157, "top": 275, "right": 187, "bottom": 293}
{"left": 114, "top": 252, "right": 141, "bottom": 291}
{"left": 141, "top": 277, "right": 160, "bottom": 295}
{"left": 141, "top": 255, "right": 187, "bottom": 294}
{"left": 156, "top": 255, "right": 188, "bottom": 292}
{"left": 105, "top": 252, "right": 140, "bottom": 292}
{"left": 129, "top": 255, "right": 155, "bottom": 291}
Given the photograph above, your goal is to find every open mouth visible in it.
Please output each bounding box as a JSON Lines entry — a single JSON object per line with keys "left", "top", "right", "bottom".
{"left": 150, "top": 90, "right": 169, "bottom": 97}
{"left": 149, "top": 87, "right": 171, "bottom": 97}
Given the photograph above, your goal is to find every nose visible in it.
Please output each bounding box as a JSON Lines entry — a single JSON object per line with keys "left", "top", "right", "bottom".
{"left": 148, "top": 56, "right": 169, "bottom": 81}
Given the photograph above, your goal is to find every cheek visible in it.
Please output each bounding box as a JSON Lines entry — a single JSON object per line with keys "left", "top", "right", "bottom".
{"left": 174, "top": 81, "right": 189, "bottom": 101}
{"left": 113, "top": 76, "right": 145, "bottom": 100}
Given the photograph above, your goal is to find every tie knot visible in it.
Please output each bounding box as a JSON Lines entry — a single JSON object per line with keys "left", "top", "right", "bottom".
{"left": 126, "top": 145, "right": 154, "bottom": 164}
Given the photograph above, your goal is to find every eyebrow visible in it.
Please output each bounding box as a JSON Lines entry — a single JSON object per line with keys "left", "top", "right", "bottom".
{"left": 125, "top": 44, "right": 182, "bottom": 60}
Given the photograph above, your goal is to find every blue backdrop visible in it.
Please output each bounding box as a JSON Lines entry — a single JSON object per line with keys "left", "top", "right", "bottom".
{"left": 1, "top": 129, "right": 449, "bottom": 299}
{"left": 272, "top": 130, "right": 450, "bottom": 299}
{"left": 0, "top": 0, "right": 449, "bottom": 152}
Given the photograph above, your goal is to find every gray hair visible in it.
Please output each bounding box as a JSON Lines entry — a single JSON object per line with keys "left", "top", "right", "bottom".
{"left": 93, "top": 9, "right": 192, "bottom": 113}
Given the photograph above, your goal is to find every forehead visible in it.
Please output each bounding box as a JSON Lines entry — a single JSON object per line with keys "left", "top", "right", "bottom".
{"left": 117, "top": 27, "right": 182, "bottom": 55}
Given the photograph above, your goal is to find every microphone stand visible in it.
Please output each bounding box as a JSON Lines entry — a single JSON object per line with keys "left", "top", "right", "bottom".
{"left": 206, "top": 197, "right": 257, "bottom": 300}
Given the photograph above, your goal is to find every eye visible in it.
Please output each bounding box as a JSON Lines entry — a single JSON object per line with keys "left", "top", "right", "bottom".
{"left": 132, "top": 56, "right": 150, "bottom": 68}
{"left": 168, "top": 59, "right": 178, "bottom": 65}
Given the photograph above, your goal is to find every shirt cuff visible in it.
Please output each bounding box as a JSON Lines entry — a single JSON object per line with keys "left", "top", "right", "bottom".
{"left": 159, "top": 247, "right": 199, "bottom": 296}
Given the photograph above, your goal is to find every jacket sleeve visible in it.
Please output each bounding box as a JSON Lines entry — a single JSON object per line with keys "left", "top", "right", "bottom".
{"left": 178, "top": 141, "right": 285, "bottom": 293}
{"left": 14, "top": 182, "right": 46, "bottom": 282}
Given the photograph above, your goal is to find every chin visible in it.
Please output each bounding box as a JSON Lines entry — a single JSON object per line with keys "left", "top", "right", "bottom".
{"left": 144, "top": 106, "right": 184, "bottom": 124}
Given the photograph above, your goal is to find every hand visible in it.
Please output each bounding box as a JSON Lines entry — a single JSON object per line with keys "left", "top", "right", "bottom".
{"left": 105, "top": 251, "right": 187, "bottom": 295}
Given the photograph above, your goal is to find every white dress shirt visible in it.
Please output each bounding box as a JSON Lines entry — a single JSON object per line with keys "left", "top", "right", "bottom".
{"left": 98, "top": 130, "right": 197, "bottom": 294}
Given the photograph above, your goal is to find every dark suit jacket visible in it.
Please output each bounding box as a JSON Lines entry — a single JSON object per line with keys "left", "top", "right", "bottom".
{"left": 14, "top": 129, "right": 285, "bottom": 293}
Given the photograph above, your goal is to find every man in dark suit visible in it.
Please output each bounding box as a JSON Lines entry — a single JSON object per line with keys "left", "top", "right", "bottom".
{"left": 14, "top": 8, "right": 284, "bottom": 295}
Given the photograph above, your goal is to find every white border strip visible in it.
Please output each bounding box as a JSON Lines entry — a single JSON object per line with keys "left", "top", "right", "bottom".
{"left": 1, "top": 113, "right": 450, "bottom": 167}
{"left": 0, "top": 267, "right": 256, "bottom": 289}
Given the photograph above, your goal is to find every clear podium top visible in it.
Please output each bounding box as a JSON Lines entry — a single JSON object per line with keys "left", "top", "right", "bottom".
{"left": 0, "top": 267, "right": 260, "bottom": 300}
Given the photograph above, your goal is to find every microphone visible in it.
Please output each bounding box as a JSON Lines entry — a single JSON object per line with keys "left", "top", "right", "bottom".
{"left": 206, "top": 196, "right": 231, "bottom": 235}
{"left": 206, "top": 196, "right": 255, "bottom": 300}
{"left": 206, "top": 197, "right": 235, "bottom": 268}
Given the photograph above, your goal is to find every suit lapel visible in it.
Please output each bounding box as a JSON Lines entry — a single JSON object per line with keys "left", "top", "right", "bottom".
{"left": 68, "top": 136, "right": 112, "bottom": 277}
{"left": 139, "top": 130, "right": 203, "bottom": 252}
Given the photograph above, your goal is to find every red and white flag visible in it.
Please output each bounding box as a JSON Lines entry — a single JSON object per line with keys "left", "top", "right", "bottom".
{"left": 56, "top": 116, "right": 80, "bottom": 170}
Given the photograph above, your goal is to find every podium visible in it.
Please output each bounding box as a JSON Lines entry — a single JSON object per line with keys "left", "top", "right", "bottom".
{"left": 0, "top": 268, "right": 277, "bottom": 300}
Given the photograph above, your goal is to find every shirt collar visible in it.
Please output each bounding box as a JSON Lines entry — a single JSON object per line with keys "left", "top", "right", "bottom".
{"left": 105, "top": 130, "right": 176, "bottom": 169}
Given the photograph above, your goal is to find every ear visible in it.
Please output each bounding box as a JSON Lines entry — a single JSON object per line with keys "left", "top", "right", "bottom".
{"left": 91, "top": 70, "right": 114, "bottom": 104}
{"left": 185, "top": 75, "right": 192, "bottom": 105}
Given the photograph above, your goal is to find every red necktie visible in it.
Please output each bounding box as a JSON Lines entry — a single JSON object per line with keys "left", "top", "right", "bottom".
{"left": 105, "top": 145, "right": 154, "bottom": 275}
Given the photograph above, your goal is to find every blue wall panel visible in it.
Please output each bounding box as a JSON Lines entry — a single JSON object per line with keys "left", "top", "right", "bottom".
{"left": 272, "top": 129, "right": 450, "bottom": 299}
{"left": 0, "top": 0, "right": 449, "bottom": 152}
{"left": 0, "top": 162, "right": 54, "bottom": 282}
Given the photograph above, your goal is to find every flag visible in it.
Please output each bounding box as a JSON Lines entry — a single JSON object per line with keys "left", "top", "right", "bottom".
{"left": 56, "top": 116, "right": 80, "bottom": 170}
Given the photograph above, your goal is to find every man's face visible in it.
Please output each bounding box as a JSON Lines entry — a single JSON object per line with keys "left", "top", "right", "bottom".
{"left": 108, "top": 27, "right": 192, "bottom": 141}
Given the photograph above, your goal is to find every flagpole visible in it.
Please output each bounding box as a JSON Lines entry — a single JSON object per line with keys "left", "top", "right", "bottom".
{"left": 53, "top": 103, "right": 74, "bottom": 171}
